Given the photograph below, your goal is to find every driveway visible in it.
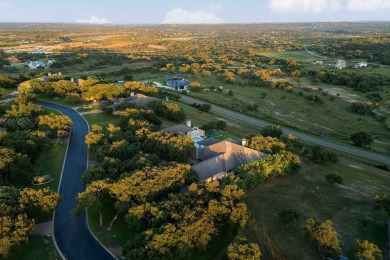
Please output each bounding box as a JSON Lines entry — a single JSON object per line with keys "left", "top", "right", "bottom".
{"left": 38, "top": 101, "right": 115, "bottom": 260}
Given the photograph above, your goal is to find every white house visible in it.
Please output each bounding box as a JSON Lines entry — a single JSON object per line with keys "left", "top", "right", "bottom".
{"left": 355, "top": 62, "right": 367, "bottom": 68}
{"left": 335, "top": 60, "right": 347, "bottom": 69}
{"left": 27, "top": 61, "right": 46, "bottom": 70}
{"left": 161, "top": 120, "right": 205, "bottom": 139}
{"left": 47, "top": 60, "right": 56, "bottom": 66}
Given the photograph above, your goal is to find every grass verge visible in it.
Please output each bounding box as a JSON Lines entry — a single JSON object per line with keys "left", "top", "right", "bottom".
{"left": 7, "top": 235, "right": 61, "bottom": 260}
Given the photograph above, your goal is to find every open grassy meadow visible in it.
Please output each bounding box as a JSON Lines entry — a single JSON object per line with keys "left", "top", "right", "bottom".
{"left": 243, "top": 157, "right": 390, "bottom": 259}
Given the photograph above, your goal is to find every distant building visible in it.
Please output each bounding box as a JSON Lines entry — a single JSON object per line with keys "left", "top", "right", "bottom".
{"left": 47, "top": 60, "right": 56, "bottom": 66}
{"left": 167, "top": 79, "right": 191, "bottom": 90}
{"left": 335, "top": 60, "right": 346, "bottom": 69}
{"left": 27, "top": 61, "right": 46, "bottom": 70}
{"left": 355, "top": 62, "right": 367, "bottom": 68}
{"left": 313, "top": 60, "right": 324, "bottom": 66}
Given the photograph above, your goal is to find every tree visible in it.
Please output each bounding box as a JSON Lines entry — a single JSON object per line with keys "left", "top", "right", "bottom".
{"left": 278, "top": 209, "right": 299, "bottom": 225}
{"left": 18, "top": 188, "right": 61, "bottom": 219}
{"left": 0, "top": 88, "right": 7, "bottom": 98}
{"left": 226, "top": 237, "right": 261, "bottom": 260}
{"left": 310, "top": 146, "right": 338, "bottom": 164}
{"left": 75, "top": 179, "right": 111, "bottom": 227}
{"left": 261, "top": 125, "right": 283, "bottom": 139}
{"left": 189, "top": 82, "right": 201, "bottom": 92}
{"left": 247, "top": 135, "right": 286, "bottom": 154}
{"left": 355, "top": 240, "right": 382, "bottom": 260}
{"left": 85, "top": 125, "right": 104, "bottom": 148}
{"left": 351, "top": 132, "right": 373, "bottom": 147}
{"left": 0, "top": 213, "right": 34, "bottom": 258}
{"left": 306, "top": 218, "right": 341, "bottom": 253}
{"left": 0, "top": 147, "right": 33, "bottom": 184}
{"left": 38, "top": 114, "right": 73, "bottom": 138}
{"left": 325, "top": 174, "right": 343, "bottom": 185}
{"left": 374, "top": 193, "right": 390, "bottom": 216}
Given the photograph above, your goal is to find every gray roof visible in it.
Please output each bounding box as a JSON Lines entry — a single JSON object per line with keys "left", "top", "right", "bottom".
{"left": 29, "top": 61, "right": 46, "bottom": 68}
{"left": 197, "top": 137, "right": 221, "bottom": 147}
{"left": 193, "top": 141, "right": 265, "bottom": 180}
{"left": 161, "top": 124, "right": 192, "bottom": 135}
{"left": 167, "top": 79, "right": 190, "bottom": 89}
{"left": 113, "top": 94, "right": 158, "bottom": 107}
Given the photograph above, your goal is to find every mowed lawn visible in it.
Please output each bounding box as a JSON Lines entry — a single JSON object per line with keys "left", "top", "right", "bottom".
{"left": 9, "top": 235, "right": 61, "bottom": 260}
{"left": 83, "top": 112, "right": 122, "bottom": 128}
{"left": 243, "top": 157, "right": 390, "bottom": 259}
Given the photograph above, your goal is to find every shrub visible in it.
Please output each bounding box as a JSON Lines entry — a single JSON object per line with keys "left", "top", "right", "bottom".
{"left": 325, "top": 173, "right": 343, "bottom": 185}
{"left": 278, "top": 209, "right": 299, "bottom": 224}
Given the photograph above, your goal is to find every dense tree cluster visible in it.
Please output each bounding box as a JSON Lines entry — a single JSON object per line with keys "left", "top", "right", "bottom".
{"left": 125, "top": 182, "right": 248, "bottom": 259}
{"left": 309, "top": 69, "right": 386, "bottom": 93}
{"left": 123, "top": 81, "right": 158, "bottom": 95}
{"left": 38, "top": 114, "right": 73, "bottom": 138}
{"left": 147, "top": 100, "right": 186, "bottom": 122}
{"left": 0, "top": 186, "right": 60, "bottom": 257}
{"left": 233, "top": 151, "right": 300, "bottom": 190}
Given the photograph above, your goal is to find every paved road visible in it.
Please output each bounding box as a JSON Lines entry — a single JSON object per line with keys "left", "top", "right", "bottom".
{"left": 180, "top": 96, "right": 390, "bottom": 165}
{"left": 38, "top": 101, "right": 115, "bottom": 260}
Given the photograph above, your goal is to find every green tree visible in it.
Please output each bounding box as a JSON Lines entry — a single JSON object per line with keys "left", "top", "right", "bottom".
{"left": 0, "top": 88, "right": 7, "bottom": 98}
{"left": 306, "top": 218, "right": 341, "bottom": 253}
{"left": 278, "top": 209, "right": 299, "bottom": 226}
{"left": 0, "top": 213, "right": 34, "bottom": 258}
{"left": 355, "top": 240, "right": 382, "bottom": 260}
{"left": 226, "top": 237, "right": 261, "bottom": 260}
{"left": 38, "top": 114, "right": 73, "bottom": 138}
{"left": 75, "top": 179, "right": 111, "bottom": 227}
{"left": 351, "top": 132, "right": 373, "bottom": 147}
{"left": 247, "top": 135, "right": 286, "bottom": 154}
{"left": 18, "top": 188, "right": 61, "bottom": 219}
{"left": 261, "top": 125, "right": 283, "bottom": 139}
{"left": 310, "top": 146, "right": 338, "bottom": 164}
{"left": 374, "top": 193, "right": 390, "bottom": 216}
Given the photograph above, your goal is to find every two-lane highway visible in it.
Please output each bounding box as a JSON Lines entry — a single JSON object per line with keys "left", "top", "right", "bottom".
{"left": 38, "top": 101, "right": 115, "bottom": 260}
{"left": 180, "top": 95, "right": 390, "bottom": 165}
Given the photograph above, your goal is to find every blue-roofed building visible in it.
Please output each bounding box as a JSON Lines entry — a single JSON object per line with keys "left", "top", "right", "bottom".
{"left": 167, "top": 79, "right": 191, "bottom": 90}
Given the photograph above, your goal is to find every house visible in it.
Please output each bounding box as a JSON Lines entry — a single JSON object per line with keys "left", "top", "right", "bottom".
{"left": 313, "top": 60, "right": 324, "bottom": 66}
{"left": 192, "top": 140, "right": 265, "bottom": 181}
{"left": 167, "top": 79, "right": 191, "bottom": 90}
{"left": 27, "top": 61, "right": 46, "bottom": 70}
{"left": 355, "top": 62, "right": 367, "bottom": 68}
{"left": 47, "top": 60, "right": 56, "bottom": 66}
{"left": 162, "top": 120, "right": 205, "bottom": 139}
{"left": 113, "top": 93, "right": 159, "bottom": 107}
{"left": 335, "top": 60, "right": 346, "bottom": 69}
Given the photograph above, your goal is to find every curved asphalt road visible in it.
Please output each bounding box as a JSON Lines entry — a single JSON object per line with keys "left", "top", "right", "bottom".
{"left": 180, "top": 95, "right": 390, "bottom": 165}
{"left": 38, "top": 101, "right": 115, "bottom": 260}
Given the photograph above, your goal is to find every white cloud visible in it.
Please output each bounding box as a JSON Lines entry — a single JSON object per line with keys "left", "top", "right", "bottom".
{"left": 269, "top": 0, "right": 342, "bottom": 13}
{"left": 76, "top": 16, "right": 111, "bottom": 24}
{"left": 163, "top": 8, "right": 223, "bottom": 24}
{"left": 347, "top": 0, "right": 390, "bottom": 11}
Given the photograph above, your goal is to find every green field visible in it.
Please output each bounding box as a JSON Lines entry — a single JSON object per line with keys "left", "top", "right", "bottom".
{"left": 181, "top": 75, "right": 390, "bottom": 155}
{"left": 6, "top": 235, "right": 61, "bottom": 260}
{"left": 243, "top": 157, "right": 390, "bottom": 259}
{"left": 82, "top": 112, "right": 122, "bottom": 128}
{"left": 32, "top": 143, "right": 67, "bottom": 192}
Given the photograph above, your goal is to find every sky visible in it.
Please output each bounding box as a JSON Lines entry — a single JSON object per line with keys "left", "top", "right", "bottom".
{"left": 0, "top": 0, "right": 389, "bottom": 24}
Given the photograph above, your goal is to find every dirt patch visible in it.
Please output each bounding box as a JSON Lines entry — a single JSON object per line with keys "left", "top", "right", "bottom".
{"left": 148, "top": 44, "right": 167, "bottom": 50}
{"left": 32, "top": 221, "right": 53, "bottom": 236}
